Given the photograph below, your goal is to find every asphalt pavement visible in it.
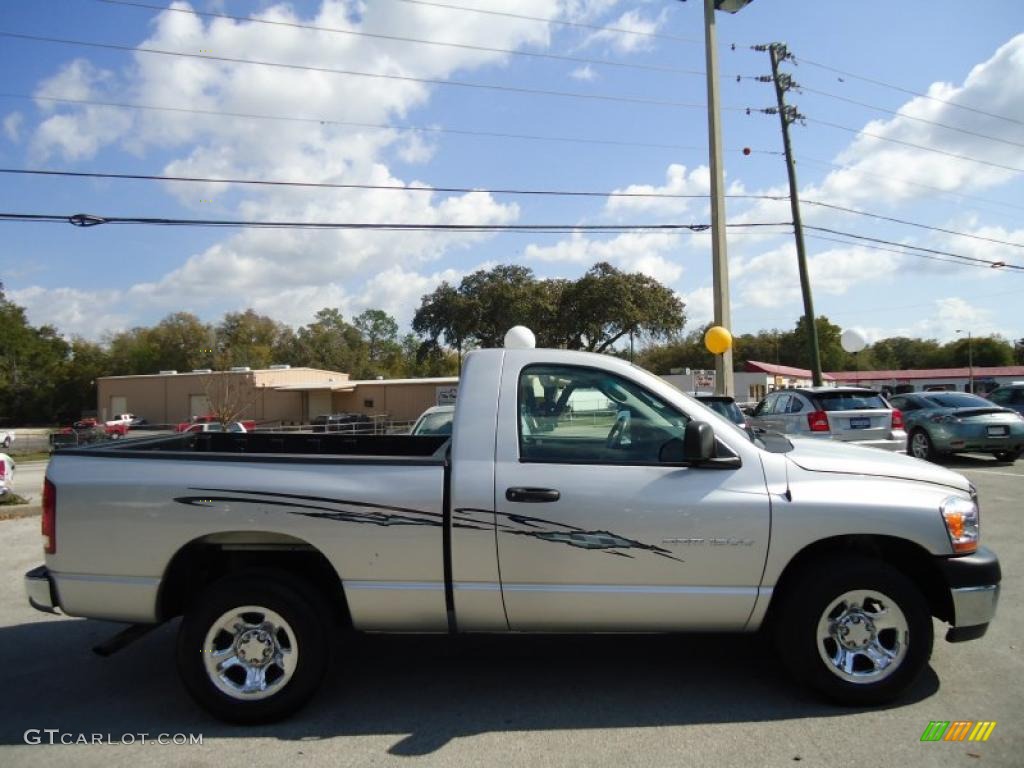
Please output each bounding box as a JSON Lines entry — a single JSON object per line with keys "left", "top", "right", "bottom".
{"left": 0, "top": 455, "right": 1020, "bottom": 767}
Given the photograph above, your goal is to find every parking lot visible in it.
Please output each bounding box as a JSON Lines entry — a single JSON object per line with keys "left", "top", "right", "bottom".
{"left": 0, "top": 455, "right": 1020, "bottom": 767}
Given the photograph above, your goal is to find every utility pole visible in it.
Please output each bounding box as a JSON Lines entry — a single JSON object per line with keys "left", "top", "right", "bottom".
{"left": 702, "top": 0, "right": 734, "bottom": 396}
{"left": 757, "top": 42, "right": 823, "bottom": 386}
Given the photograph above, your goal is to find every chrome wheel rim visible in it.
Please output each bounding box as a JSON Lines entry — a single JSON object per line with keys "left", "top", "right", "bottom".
{"left": 202, "top": 606, "right": 297, "bottom": 701}
{"left": 816, "top": 589, "right": 908, "bottom": 684}
{"left": 910, "top": 433, "right": 929, "bottom": 459}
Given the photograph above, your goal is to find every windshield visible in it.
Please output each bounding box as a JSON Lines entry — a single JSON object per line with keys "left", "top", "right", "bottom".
{"left": 413, "top": 411, "right": 453, "bottom": 435}
{"left": 701, "top": 399, "right": 746, "bottom": 426}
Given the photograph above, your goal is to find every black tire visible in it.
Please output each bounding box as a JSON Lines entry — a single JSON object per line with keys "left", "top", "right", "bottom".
{"left": 993, "top": 449, "right": 1020, "bottom": 463}
{"left": 176, "top": 570, "right": 330, "bottom": 724}
{"left": 1, "top": 437, "right": 9, "bottom": 449}
{"left": 773, "top": 556, "right": 932, "bottom": 707}
{"left": 907, "top": 429, "right": 936, "bottom": 462}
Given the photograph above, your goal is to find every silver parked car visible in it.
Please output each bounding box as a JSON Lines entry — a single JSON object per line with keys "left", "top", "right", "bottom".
{"left": 890, "top": 391, "right": 1024, "bottom": 463}
{"left": 750, "top": 387, "right": 906, "bottom": 451}
{"left": 986, "top": 382, "right": 1024, "bottom": 416}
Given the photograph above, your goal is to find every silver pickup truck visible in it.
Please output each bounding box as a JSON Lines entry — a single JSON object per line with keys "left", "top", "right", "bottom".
{"left": 26, "top": 343, "right": 1001, "bottom": 723}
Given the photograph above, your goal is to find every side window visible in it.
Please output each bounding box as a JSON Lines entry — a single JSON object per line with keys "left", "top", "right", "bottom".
{"left": 753, "top": 395, "right": 774, "bottom": 416}
{"left": 787, "top": 396, "right": 804, "bottom": 413}
{"left": 988, "top": 389, "right": 1009, "bottom": 404}
{"left": 518, "top": 365, "right": 689, "bottom": 464}
{"left": 774, "top": 394, "right": 791, "bottom": 414}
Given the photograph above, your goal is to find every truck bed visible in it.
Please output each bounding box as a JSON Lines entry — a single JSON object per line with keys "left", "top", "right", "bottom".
{"left": 54, "top": 431, "right": 451, "bottom": 463}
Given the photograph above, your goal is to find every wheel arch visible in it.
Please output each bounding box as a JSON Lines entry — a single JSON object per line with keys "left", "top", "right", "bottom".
{"left": 157, "top": 531, "right": 351, "bottom": 628}
{"left": 762, "top": 534, "right": 954, "bottom": 628}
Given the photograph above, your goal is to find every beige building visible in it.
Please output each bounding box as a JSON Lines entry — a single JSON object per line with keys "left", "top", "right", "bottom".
{"left": 97, "top": 367, "right": 459, "bottom": 426}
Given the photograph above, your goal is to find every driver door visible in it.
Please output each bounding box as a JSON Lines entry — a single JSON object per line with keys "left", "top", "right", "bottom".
{"left": 493, "top": 359, "right": 770, "bottom": 632}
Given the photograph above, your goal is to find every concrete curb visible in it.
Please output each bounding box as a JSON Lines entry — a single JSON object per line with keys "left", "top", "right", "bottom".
{"left": 0, "top": 505, "right": 41, "bottom": 521}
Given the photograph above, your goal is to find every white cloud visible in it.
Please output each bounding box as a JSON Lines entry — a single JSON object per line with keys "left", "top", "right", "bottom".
{"left": 569, "top": 64, "right": 597, "bottom": 81}
{"left": 17, "top": 0, "right": 605, "bottom": 336}
{"left": 525, "top": 231, "right": 684, "bottom": 284}
{"left": 815, "top": 34, "right": 1024, "bottom": 208}
{"left": 583, "top": 8, "right": 668, "bottom": 54}
{"left": 605, "top": 163, "right": 709, "bottom": 219}
{"left": 3, "top": 112, "right": 23, "bottom": 142}
{"left": 679, "top": 285, "right": 713, "bottom": 326}
{"left": 9, "top": 286, "right": 129, "bottom": 337}
{"left": 733, "top": 242, "right": 900, "bottom": 310}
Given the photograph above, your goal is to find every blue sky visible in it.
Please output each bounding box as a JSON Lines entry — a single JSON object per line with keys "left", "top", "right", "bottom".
{"left": 1, "top": 0, "right": 1022, "bottom": 347}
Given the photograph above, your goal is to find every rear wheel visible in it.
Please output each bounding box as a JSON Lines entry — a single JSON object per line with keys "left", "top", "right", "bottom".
{"left": 993, "top": 449, "right": 1020, "bottom": 463}
{"left": 774, "top": 556, "right": 932, "bottom": 706}
{"left": 176, "top": 571, "right": 330, "bottom": 723}
{"left": 908, "top": 429, "right": 936, "bottom": 461}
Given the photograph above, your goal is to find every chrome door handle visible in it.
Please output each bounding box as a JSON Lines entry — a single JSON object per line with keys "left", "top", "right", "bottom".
{"left": 505, "top": 487, "right": 561, "bottom": 503}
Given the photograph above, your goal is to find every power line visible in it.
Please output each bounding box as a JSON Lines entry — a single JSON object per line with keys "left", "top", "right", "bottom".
{"left": 803, "top": 226, "right": 1022, "bottom": 271}
{"left": 802, "top": 117, "right": 1024, "bottom": 174}
{"left": 6, "top": 166, "right": 1019, "bottom": 252}
{"left": 93, "top": 0, "right": 704, "bottom": 77}
{"left": 795, "top": 155, "right": 1024, "bottom": 214}
{"left": 4, "top": 92, "right": 753, "bottom": 154}
{"left": 389, "top": 0, "right": 701, "bottom": 45}
{"left": 804, "top": 233, "right": 995, "bottom": 271}
{"left": 0, "top": 166, "right": 789, "bottom": 203}
{"left": 0, "top": 212, "right": 791, "bottom": 234}
{"left": 0, "top": 31, "right": 727, "bottom": 111}
{"left": 800, "top": 200, "right": 1024, "bottom": 250}
{"left": 795, "top": 55, "right": 1024, "bottom": 127}
{"left": 797, "top": 85, "right": 1024, "bottom": 150}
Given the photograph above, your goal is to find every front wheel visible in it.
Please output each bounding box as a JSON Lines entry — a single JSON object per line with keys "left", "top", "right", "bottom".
{"left": 774, "top": 556, "right": 932, "bottom": 706}
{"left": 176, "top": 571, "right": 330, "bottom": 723}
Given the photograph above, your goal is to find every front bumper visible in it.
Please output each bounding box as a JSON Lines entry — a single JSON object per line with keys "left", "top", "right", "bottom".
{"left": 25, "top": 565, "right": 59, "bottom": 614}
{"left": 937, "top": 547, "right": 1001, "bottom": 642}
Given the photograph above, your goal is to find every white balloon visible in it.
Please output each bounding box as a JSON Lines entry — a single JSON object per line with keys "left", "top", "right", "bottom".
{"left": 504, "top": 326, "right": 536, "bottom": 349}
{"left": 840, "top": 328, "right": 867, "bottom": 353}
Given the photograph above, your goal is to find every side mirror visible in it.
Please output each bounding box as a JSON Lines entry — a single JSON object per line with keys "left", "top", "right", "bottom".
{"left": 684, "top": 421, "right": 715, "bottom": 462}
{"left": 659, "top": 421, "right": 716, "bottom": 464}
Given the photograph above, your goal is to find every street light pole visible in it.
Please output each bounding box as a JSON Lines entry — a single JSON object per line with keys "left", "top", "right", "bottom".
{"left": 957, "top": 329, "right": 974, "bottom": 393}
{"left": 702, "top": 0, "right": 733, "bottom": 396}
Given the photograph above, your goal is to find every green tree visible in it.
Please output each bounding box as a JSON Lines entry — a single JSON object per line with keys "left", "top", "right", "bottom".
{"left": 215, "top": 309, "right": 294, "bottom": 369}
{"left": 53, "top": 339, "right": 111, "bottom": 421}
{"left": 554, "top": 262, "right": 685, "bottom": 352}
{"left": 413, "top": 262, "right": 685, "bottom": 357}
{"left": 353, "top": 309, "right": 400, "bottom": 375}
{"left": 290, "top": 308, "right": 366, "bottom": 374}
{"left": 0, "top": 287, "right": 71, "bottom": 423}
{"left": 942, "top": 336, "right": 1014, "bottom": 368}
{"left": 780, "top": 315, "right": 846, "bottom": 372}
{"left": 636, "top": 326, "right": 714, "bottom": 374}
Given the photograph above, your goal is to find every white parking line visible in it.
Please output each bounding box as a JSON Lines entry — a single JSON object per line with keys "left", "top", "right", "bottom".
{"left": 959, "top": 469, "right": 1024, "bottom": 478}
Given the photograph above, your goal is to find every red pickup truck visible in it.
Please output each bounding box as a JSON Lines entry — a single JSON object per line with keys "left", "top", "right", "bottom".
{"left": 50, "top": 419, "right": 128, "bottom": 449}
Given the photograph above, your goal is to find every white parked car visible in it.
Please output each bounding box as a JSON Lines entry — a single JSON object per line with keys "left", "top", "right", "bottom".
{"left": 0, "top": 430, "right": 14, "bottom": 450}
{"left": 410, "top": 405, "right": 455, "bottom": 436}
{"left": 0, "top": 453, "right": 15, "bottom": 496}
{"left": 184, "top": 422, "right": 247, "bottom": 433}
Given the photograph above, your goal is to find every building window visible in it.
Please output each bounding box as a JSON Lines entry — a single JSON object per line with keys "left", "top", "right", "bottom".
{"left": 363, "top": 399, "right": 374, "bottom": 408}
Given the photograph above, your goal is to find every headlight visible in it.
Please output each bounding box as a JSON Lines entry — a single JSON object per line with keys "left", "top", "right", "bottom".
{"left": 940, "top": 496, "right": 979, "bottom": 554}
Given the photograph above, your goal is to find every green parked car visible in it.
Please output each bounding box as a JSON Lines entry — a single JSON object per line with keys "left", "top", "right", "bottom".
{"left": 889, "top": 392, "right": 1024, "bottom": 463}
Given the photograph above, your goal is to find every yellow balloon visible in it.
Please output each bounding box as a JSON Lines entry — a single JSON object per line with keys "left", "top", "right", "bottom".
{"left": 704, "top": 325, "right": 733, "bottom": 355}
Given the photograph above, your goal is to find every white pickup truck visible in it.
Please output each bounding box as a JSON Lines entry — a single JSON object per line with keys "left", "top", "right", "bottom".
{"left": 26, "top": 339, "right": 1000, "bottom": 723}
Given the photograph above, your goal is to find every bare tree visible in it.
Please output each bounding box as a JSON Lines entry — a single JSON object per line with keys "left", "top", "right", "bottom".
{"left": 200, "top": 372, "right": 256, "bottom": 429}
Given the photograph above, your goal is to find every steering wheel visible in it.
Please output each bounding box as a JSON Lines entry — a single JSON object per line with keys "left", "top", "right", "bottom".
{"left": 606, "top": 410, "right": 632, "bottom": 448}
